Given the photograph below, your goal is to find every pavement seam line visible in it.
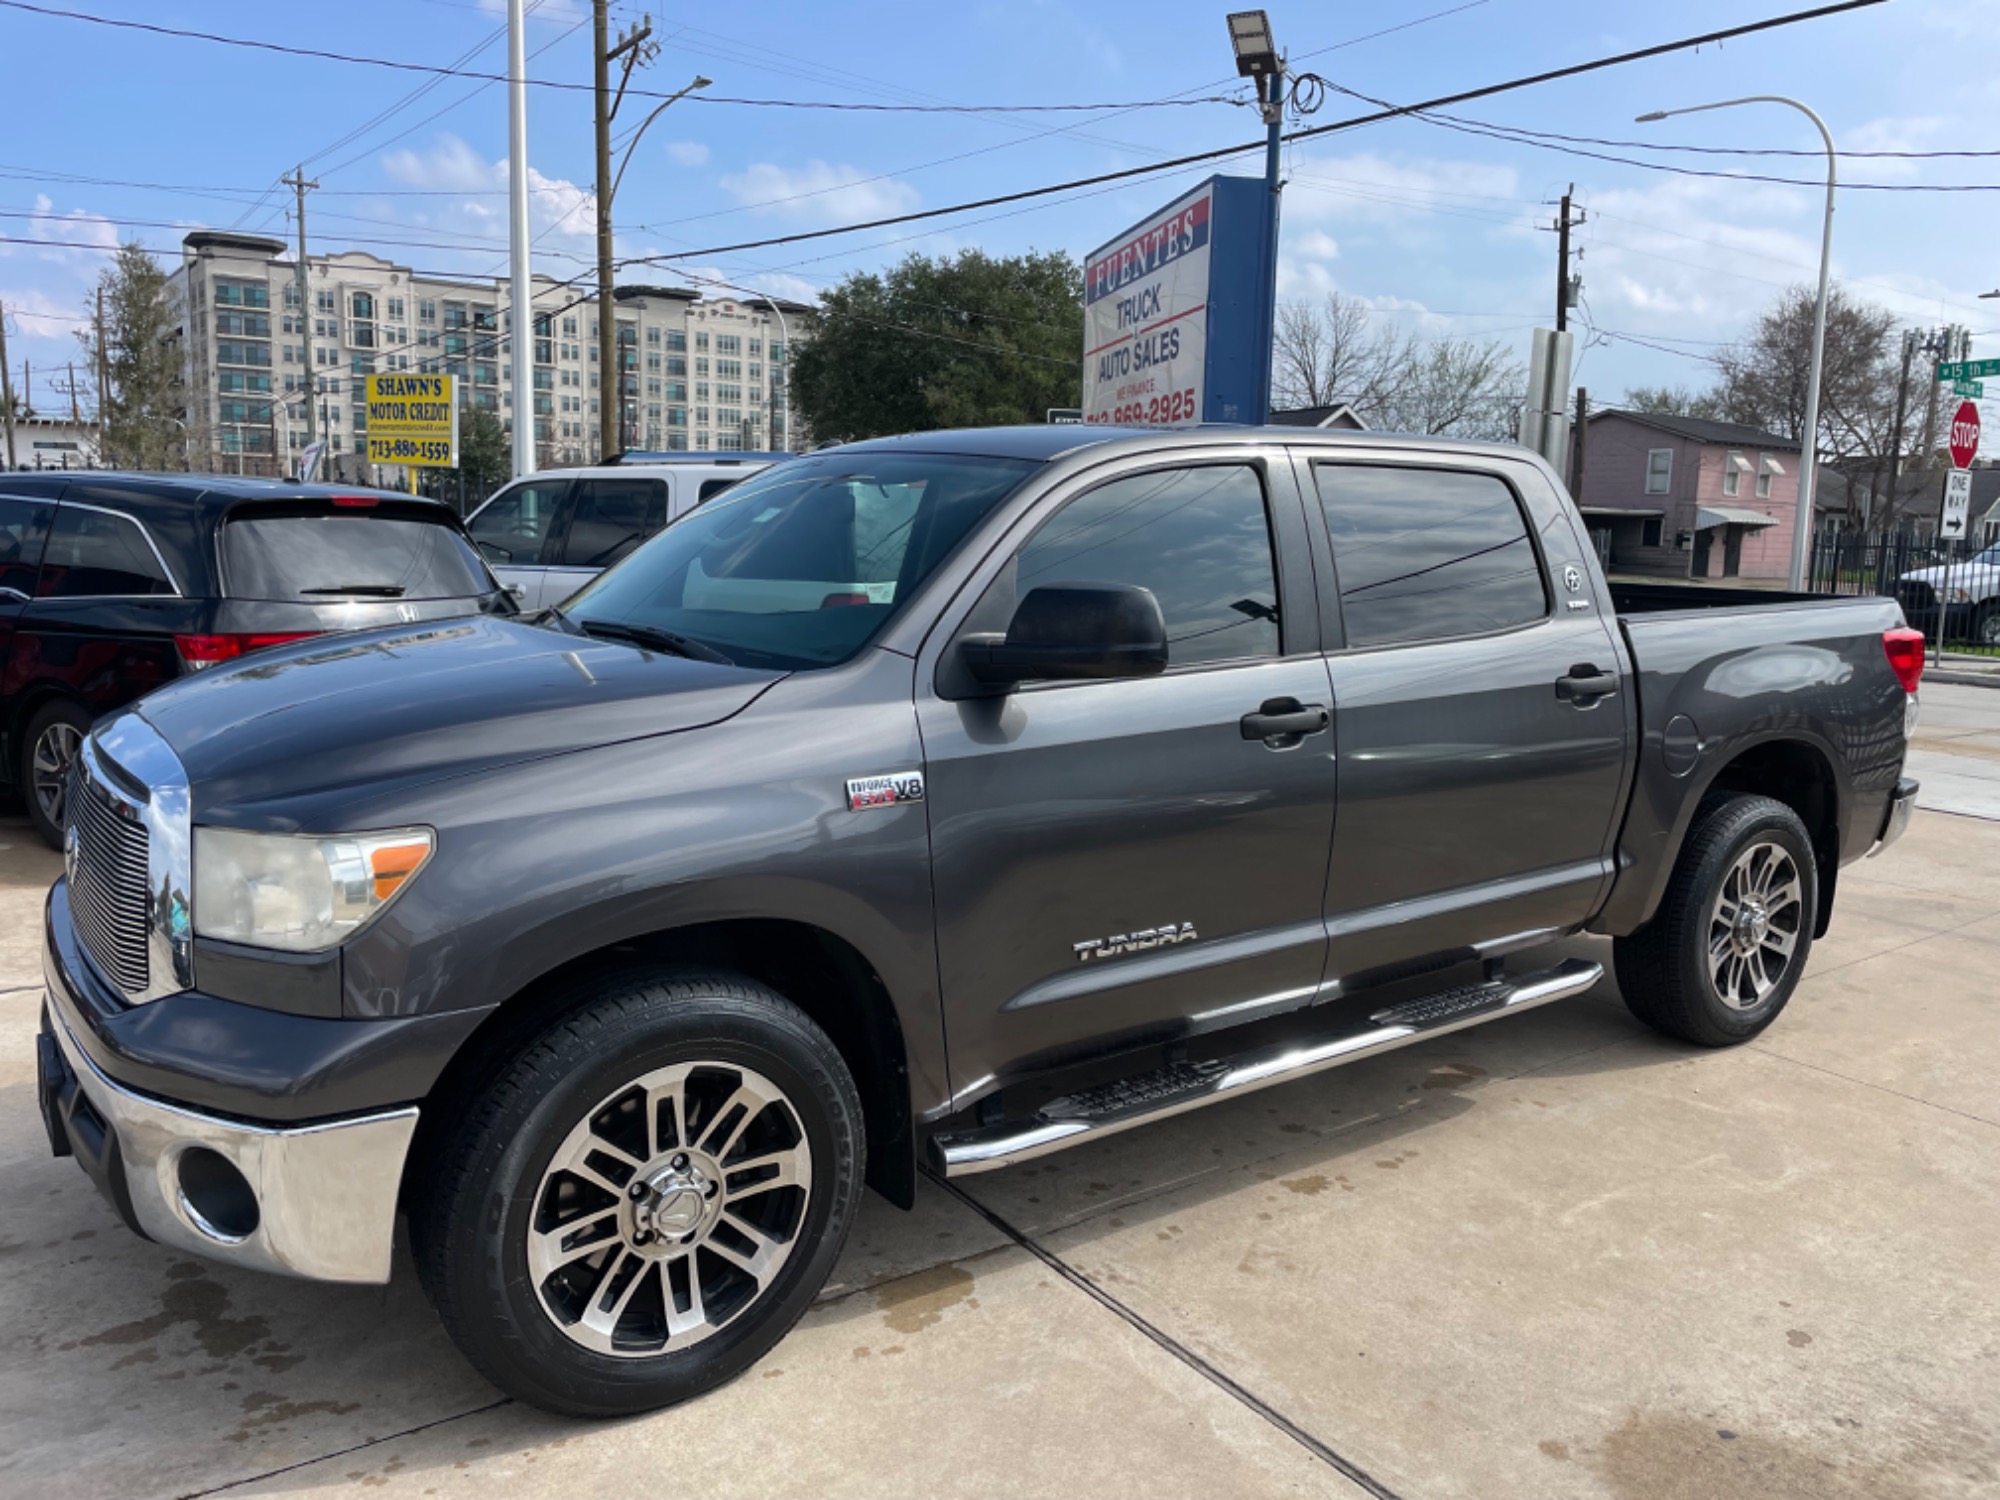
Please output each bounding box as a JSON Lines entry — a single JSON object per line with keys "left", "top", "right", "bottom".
{"left": 1743, "top": 1043, "right": 2000, "bottom": 1132}
{"left": 925, "top": 1168, "right": 1409, "bottom": 1500}
{"left": 170, "top": 1398, "right": 514, "bottom": 1499}
{"left": 1795, "top": 904, "right": 2000, "bottom": 983}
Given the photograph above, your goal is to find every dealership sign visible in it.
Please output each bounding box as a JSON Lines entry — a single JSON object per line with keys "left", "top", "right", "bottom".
{"left": 364, "top": 373, "right": 459, "bottom": 468}
{"left": 1082, "top": 176, "right": 1273, "bottom": 427}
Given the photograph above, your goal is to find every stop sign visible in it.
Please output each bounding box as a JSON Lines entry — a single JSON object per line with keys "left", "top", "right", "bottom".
{"left": 1950, "top": 400, "right": 1981, "bottom": 469}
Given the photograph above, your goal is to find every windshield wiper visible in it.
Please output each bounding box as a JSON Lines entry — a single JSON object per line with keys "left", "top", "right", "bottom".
{"left": 575, "top": 617, "right": 736, "bottom": 665}
{"left": 300, "top": 583, "right": 406, "bottom": 597}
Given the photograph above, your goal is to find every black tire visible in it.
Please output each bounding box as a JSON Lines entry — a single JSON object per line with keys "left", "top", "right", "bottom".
{"left": 20, "top": 699, "right": 92, "bottom": 850}
{"left": 1975, "top": 602, "right": 2000, "bottom": 649}
{"left": 411, "top": 968, "right": 864, "bottom": 1417}
{"left": 1613, "top": 793, "right": 1818, "bottom": 1047}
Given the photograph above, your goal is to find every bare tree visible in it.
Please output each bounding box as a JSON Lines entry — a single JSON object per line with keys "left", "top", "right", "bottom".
{"left": 1621, "top": 384, "right": 1728, "bottom": 421}
{"left": 1712, "top": 282, "right": 1896, "bottom": 463}
{"left": 1271, "top": 291, "right": 1522, "bottom": 440}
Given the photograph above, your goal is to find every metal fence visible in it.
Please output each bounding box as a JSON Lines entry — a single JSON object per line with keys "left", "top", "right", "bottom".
{"left": 1806, "top": 531, "right": 1999, "bottom": 650}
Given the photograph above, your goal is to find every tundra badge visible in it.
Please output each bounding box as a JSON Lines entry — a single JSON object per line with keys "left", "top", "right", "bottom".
{"left": 1074, "top": 923, "right": 1199, "bottom": 962}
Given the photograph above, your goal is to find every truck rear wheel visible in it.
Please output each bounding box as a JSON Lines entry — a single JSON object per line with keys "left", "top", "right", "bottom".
{"left": 411, "top": 969, "right": 864, "bottom": 1417}
{"left": 1613, "top": 793, "right": 1817, "bottom": 1047}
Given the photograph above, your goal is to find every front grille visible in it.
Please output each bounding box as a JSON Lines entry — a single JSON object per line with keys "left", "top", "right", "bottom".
{"left": 66, "top": 764, "right": 151, "bottom": 997}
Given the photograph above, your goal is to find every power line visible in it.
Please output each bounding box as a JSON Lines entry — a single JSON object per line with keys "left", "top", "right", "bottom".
{"left": 1424, "top": 117, "right": 2000, "bottom": 161}
{"left": 0, "top": 4, "right": 1246, "bottom": 112}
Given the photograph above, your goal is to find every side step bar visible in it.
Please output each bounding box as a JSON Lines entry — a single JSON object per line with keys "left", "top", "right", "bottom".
{"left": 929, "top": 957, "right": 1603, "bottom": 1177}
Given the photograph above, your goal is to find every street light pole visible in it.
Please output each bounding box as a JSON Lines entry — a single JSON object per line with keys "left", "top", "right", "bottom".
{"left": 1226, "top": 11, "right": 1285, "bottom": 427}
{"left": 506, "top": 0, "right": 535, "bottom": 480}
{"left": 1639, "top": 96, "right": 1835, "bottom": 591}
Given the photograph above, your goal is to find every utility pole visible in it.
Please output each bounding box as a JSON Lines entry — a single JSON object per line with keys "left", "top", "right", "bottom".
{"left": 94, "top": 286, "right": 108, "bottom": 458}
{"left": 507, "top": 0, "right": 536, "bottom": 479}
{"left": 1552, "top": 186, "right": 1583, "bottom": 333}
{"left": 0, "top": 300, "right": 17, "bottom": 470}
{"left": 284, "top": 166, "right": 320, "bottom": 454}
{"left": 1880, "top": 328, "right": 1916, "bottom": 535}
{"left": 66, "top": 361, "right": 79, "bottom": 423}
{"left": 595, "top": 6, "right": 657, "bottom": 462}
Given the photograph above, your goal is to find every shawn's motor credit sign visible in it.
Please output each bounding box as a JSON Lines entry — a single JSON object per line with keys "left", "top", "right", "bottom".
{"left": 365, "top": 373, "right": 459, "bottom": 467}
{"left": 1081, "top": 176, "right": 1272, "bottom": 427}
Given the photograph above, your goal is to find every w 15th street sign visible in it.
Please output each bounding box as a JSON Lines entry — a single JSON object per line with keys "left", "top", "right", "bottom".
{"left": 1938, "top": 357, "right": 2000, "bottom": 382}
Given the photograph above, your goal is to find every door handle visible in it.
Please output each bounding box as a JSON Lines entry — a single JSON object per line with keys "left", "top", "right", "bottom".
{"left": 1555, "top": 666, "right": 1619, "bottom": 704}
{"left": 1240, "top": 697, "right": 1331, "bottom": 744}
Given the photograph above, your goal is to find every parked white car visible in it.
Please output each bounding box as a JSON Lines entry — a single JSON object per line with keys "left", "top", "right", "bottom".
{"left": 1896, "top": 544, "right": 2000, "bottom": 646}
{"left": 467, "top": 455, "right": 782, "bottom": 609}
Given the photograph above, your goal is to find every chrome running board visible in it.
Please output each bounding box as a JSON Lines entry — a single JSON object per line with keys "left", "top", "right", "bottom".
{"left": 929, "top": 958, "right": 1603, "bottom": 1176}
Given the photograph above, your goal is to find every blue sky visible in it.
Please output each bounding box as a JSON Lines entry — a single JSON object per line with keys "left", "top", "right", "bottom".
{"left": 2, "top": 0, "right": 1996, "bottom": 424}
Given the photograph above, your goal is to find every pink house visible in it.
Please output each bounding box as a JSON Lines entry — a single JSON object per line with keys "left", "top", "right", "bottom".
{"left": 1573, "top": 410, "right": 1802, "bottom": 580}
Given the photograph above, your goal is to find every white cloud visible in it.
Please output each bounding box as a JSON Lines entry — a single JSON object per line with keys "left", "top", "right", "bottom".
{"left": 718, "top": 161, "right": 920, "bottom": 225}
{"left": 664, "top": 141, "right": 710, "bottom": 169}
{"left": 379, "top": 135, "right": 597, "bottom": 255}
{"left": 1283, "top": 152, "right": 1531, "bottom": 231}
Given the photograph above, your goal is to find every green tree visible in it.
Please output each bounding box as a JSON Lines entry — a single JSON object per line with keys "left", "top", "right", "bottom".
{"left": 791, "top": 249, "right": 1082, "bottom": 441}
{"left": 82, "top": 242, "right": 187, "bottom": 470}
{"left": 457, "top": 404, "right": 511, "bottom": 500}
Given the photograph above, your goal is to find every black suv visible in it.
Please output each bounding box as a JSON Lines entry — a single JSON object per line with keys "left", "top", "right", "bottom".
{"left": 0, "top": 472, "right": 512, "bottom": 847}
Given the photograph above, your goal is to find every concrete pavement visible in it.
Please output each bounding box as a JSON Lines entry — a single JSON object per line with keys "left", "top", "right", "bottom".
{"left": 1909, "top": 680, "right": 2000, "bottom": 822}
{"left": 1, "top": 793, "right": 1996, "bottom": 1498}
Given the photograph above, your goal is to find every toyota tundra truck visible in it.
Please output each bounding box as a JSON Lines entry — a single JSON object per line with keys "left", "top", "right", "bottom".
{"left": 35, "top": 425, "right": 1924, "bottom": 1417}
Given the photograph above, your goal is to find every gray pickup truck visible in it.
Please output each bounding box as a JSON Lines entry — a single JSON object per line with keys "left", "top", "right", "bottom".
{"left": 36, "top": 425, "right": 1922, "bottom": 1416}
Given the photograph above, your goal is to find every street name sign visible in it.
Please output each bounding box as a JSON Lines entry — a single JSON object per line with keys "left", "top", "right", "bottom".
{"left": 1938, "top": 358, "right": 2000, "bottom": 382}
{"left": 1953, "top": 379, "right": 1985, "bottom": 399}
{"left": 1942, "top": 468, "right": 1972, "bottom": 539}
{"left": 1046, "top": 408, "right": 1083, "bottom": 424}
{"left": 364, "top": 373, "right": 458, "bottom": 467}
{"left": 1949, "top": 399, "right": 1980, "bottom": 470}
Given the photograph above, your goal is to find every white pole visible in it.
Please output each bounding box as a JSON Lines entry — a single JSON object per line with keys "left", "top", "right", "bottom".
{"left": 506, "top": 0, "right": 535, "bottom": 479}
{"left": 1638, "top": 96, "right": 1835, "bottom": 590}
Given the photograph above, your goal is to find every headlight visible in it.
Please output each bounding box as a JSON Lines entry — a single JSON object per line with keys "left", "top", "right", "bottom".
{"left": 193, "top": 827, "right": 434, "bottom": 952}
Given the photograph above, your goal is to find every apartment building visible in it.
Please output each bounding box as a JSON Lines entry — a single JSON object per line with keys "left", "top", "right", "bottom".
{"left": 171, "top": 231, "right": 810, "bottom": 478}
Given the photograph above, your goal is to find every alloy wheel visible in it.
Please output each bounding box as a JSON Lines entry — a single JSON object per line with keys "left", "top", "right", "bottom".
{"left": 1707, "top": 841, "right": 1803, "bottom": 1010}
{"left": 527, "top": 1060, "right": 813, "bottom": 1358}
{"left": 31, "top": 722, "right": 82, "bottom": 830}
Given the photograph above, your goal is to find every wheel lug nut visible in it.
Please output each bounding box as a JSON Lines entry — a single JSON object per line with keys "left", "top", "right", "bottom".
{"left": 672, "top": 1154, "right": 688, "bottom": 1170}
{"left": 628, "top": 1181, "right": 646, "bottom": 1199}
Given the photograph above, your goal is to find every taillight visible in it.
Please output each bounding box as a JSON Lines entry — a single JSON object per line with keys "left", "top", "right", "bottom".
{"left": 174, "top": 631, "right": 322, "bottom": 669}
{"left": 330, "top": 494, "right": 379, "bottom": 508}
{"left": 1883, "top": 627, "right": 1925, "bottom": 693}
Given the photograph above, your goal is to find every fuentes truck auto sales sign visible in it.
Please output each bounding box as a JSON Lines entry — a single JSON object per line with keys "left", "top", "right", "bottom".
{"left": 1081, "top": 175, "right": 1272, "bottom": 427}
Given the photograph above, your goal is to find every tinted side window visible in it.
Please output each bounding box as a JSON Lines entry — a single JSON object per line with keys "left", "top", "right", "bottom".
{"left": 1313, "top": 465, "right": 1546, "bottom": 648}
{"left": 37, "top": 506, "right": 176, "bottom": 598}
{"left": 559, "top": 479, "right": 667, "bottom": 568}
{"left": 0, "top": 497, "right": 54, "bottom": 598}
{"left": 469, "top": 481, "right": 566, "bottom": 565}
{"left": 1015, "top": 465, "right": 1280, "bottom": 667}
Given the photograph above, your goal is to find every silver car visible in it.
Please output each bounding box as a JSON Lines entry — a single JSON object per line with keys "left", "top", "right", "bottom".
{"left": 467, "top": 457, "right": 777, "bottom": 609}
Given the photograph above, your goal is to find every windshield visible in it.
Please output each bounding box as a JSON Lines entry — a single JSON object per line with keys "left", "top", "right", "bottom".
{"left": 558, "top": 452, "right": 1039, "bottom": 669}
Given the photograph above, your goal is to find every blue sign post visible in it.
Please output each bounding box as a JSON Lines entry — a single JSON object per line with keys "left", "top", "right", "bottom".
{"left": 1081, "top": 174, "right": 1276, "bottom": 427}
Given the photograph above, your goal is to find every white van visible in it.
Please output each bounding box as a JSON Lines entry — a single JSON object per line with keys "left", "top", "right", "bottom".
{"left": 466, "top": 454, "right": 783, "bottom": 609}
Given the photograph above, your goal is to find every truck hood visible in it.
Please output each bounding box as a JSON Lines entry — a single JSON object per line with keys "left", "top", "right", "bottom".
{"left": 1899, "top": 560, "right": 2000, "bottom": 591}
{"left": 134, "top": 615, "right": 784, "bottom": 822}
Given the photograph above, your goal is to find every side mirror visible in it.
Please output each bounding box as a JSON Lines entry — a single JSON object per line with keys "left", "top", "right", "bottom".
{"left": 960, "top": 582, "right": 1168, "bottom": 687}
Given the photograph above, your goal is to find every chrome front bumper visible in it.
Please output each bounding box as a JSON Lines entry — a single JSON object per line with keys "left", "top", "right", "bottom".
{"left": 44, "top": 1003, "right": 417, "bottom": 1284}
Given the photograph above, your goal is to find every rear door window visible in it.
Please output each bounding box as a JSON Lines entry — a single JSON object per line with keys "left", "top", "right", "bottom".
{"left": 468, "top": 480, "right": 567, "bottom": 566}
{"left": 220, "top": 510, "right": 493, "bottom": 601}
{"left": 1313, "top": 465, "right": 1547, "bottom": 647}
{"left": 37, "top": 505, "right": 177, "bottom": 597}
{"left": 0, "top": 497, "right": 54, "bottom": 599}
{"left": 556, "top": 478, "right": 668, "bottom": 568}
{"left": 698, "top": 477, "right": 743, "bottom": 505}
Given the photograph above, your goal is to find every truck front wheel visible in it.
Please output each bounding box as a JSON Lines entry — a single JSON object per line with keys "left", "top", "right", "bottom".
{"left": 1613, "top": 793, "right": 1818, "bottom": 1047}
{"left": 412, "top": 970, "right": 864, "bottom": 1417}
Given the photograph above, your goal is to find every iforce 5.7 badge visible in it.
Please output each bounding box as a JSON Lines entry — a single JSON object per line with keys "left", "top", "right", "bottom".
{"left": 845, "top": 771, "right": 926, "bottom": 812}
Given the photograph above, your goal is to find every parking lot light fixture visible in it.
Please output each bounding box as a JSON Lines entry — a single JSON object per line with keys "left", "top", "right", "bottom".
{"left": 1226, "top": 10, "right": 1279, "bottom": 78}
